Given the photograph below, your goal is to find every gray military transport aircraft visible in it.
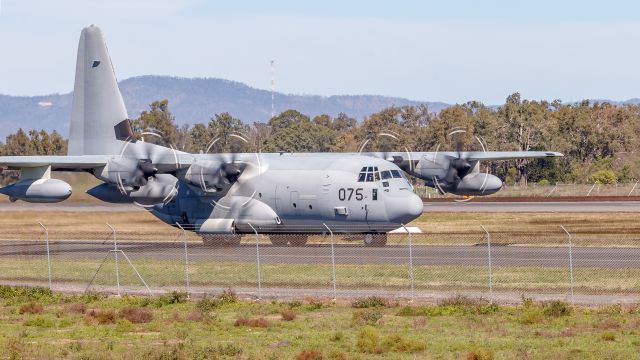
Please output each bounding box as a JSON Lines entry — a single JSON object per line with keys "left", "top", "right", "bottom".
{"left": 0, "top": 26, "right": 562, "bottom": 246}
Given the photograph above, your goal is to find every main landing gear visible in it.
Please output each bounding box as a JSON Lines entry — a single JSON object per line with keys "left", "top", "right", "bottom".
{"left": 363, "top": 233, "right": 387, "bottom": 247}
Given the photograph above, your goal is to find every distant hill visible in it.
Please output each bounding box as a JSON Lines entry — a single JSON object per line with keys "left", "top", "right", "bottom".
{"left": 0, "top": 75, "right": 449, "bottom": 139}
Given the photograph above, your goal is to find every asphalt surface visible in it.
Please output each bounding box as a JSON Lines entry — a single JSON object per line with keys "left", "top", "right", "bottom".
{"left": 1, "top": 201, "right": 639, "bottom": 213}
{"left": 2, "top": 240, "right": 638, "bottom": 268}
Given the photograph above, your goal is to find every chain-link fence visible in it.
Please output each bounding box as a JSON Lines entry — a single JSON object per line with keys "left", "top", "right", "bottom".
{"left": 0, "top": 223, "right": 639, "bottom": 304}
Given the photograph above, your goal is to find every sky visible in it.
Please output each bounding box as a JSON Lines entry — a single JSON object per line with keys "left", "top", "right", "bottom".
{"left": 1, "top": 0, "right": 640, "bottom": 104}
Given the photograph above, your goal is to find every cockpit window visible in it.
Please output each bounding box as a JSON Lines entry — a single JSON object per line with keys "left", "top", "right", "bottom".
{"left": 367, "top": 166, "right": 373, "bottom": 172}
{"left": 381, "top": 170, "right": 392, "bottom": 180}
{"left": 391, "top": 170, "right": 403, "bottom": 178}
{"left": 374, "top": 172, "right": 380, "bottom": 181}
{"left": 366, "top": 173, "right": 374, "bottom": 182}
{"left": 357, "top": 173, "right": 366, "bottom": 182}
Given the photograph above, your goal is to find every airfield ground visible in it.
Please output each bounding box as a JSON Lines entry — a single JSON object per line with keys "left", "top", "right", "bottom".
{"left": 0, "top": 208, "right": 639, "bottom": 246}
{"left": 0, "top": 286, "right": 639, "bottom": 359}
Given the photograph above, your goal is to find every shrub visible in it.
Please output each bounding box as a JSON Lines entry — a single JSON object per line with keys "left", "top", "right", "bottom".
{"left": 65, "top": 303, "right": 86, "bottom": 315}
{"left": 218, "top": 289, "right": 238, "bottom": 304}
{"left": 23, "top": 315, "right": 55, "bottom": 327}
{"left": 0, "top": 286, "right": 57, "bottom": 303}
{"left": 280, "top": 310, "right": 296, "bottom": 321}
{"left": 543, "top": 301, "right": 571, "bottom": 317}
{"left": 150, "top": 291, "right": 188, "bottom": 307}
{"left": 356, "top": 326, "right": 383, "bottom": 354}
{"left": 352, "top": 309, "right": 383, "bottom": 325}
{"left": 295, "top": 349, "right": 323, "bottom": 360}
{"left": 186, "top": 309, "right": 205, "bottom": 322}
{"left": 234, "top": 316, "right": 269, "bottom": 328}
{"left": 19, "top": 302, "right": 44, "bottom": 314}
{"left": 85, "top": 309, "right": 117, "bottom": 325}
{"left": 383, "top": 334, "right": 426, "bottom": 353}
{"left": 591, "top": 170, "right": 617, "bottom": 184}
{"left": 467, "top": 347, "right": 494, "bottom": 360}
{"left": 351, "top": 296, "right": 388, "bottom": 308}
{"left": 118, "top": 307, "right": 153, "bottom": 324}
{"left": 538, "top": 179, "right": 551, "bottom": 186}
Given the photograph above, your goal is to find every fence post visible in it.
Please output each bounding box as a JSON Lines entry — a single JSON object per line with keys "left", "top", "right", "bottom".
{"left": 323, "top": 223, "right": 337, "bottom": 301}
{"left": 586, "top": 182, "right": 597, "bottom": 196}
{"left": 176, "top": 223, "right": 190, "bottom": 298}
{"left": 38, "top": 222, "right": 52, "bottom": 290}
{"left": 560, "top": 225, "right": 574, "bottom": 304}
{"left": 480, "top": 225, "right": 492, "bottom": 302}
{"left": 106, "top": 223, "right": 120, "bottom": 297}
{"left": 247, "top": 224, "right": 262, "bottom": 300}
{"left": 628, "top": 180, "right": 638, "bottom": 197}
{"left": 401, "top": 224, "right": 415, "bottom": 302}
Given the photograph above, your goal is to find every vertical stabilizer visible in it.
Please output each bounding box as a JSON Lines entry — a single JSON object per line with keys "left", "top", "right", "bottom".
{"left": 68, "top": 25, "right": 128, "bottom": 156}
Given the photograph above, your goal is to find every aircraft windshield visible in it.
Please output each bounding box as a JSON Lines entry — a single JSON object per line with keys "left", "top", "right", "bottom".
{"left": 358, "top": 167, "right": 405, "bottom": 182}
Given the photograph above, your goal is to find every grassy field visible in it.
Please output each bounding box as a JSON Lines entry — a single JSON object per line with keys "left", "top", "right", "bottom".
{"left": 0, "top": 210, "right": 639, "bottom": 246}
{"left": 0, "top": 286, "right": 638, "bottom": 359}
{"left": 1, "top": 256, "right": 639, "bottom": 296}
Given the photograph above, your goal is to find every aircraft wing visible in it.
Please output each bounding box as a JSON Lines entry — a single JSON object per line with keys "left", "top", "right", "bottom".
{"left": 361, "top": 151, "right": 563, "bottom": 162}
{"left": 0, "top": 154, "right": 196, "bottom": 172}
{"left": 0, "top": 156, "right": 110, "bottom": 170}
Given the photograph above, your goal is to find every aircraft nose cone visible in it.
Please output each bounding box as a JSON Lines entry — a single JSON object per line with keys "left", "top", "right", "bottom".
{"left": 386, "top": 191, "right": 423, "bottom": 224}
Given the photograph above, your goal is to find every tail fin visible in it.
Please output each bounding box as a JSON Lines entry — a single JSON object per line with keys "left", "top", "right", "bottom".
{"left": 68, "top": 25, "right": 129, "bottom": 156}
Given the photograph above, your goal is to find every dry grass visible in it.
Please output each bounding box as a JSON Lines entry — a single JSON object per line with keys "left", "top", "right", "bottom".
{"left": 118, "top": 307, "right": 153, "bottom": 324}
{"left": 234, "top": 316, "right": 269, "bottom": 328}
{"left": 19, "top": 302, "right": 43, "bottom": 314}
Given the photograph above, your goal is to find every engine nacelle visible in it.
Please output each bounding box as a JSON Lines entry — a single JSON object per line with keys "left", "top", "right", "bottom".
{"left": 428, "top": 173, "right": 503, "bottom": 196}
{"left": 87, "top": 174, "right": 178, "bottom": 205}
{"left": 0, "top": 178, "right": 72, "bottom": 203}
{"left": 178, "top": 160, "right": 237, "bottom": 192}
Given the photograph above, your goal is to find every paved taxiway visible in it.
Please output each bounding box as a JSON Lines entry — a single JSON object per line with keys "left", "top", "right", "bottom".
{"left": 2, "top": 241, "right": 638, "bottom": 268}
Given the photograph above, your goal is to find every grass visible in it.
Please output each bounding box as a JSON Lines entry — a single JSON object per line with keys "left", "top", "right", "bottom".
{"left": 0, "top": 286, "right": 639, "bottom": 359}
{"left": 1, "top": 210, "right": 640, "bottom": 246}
{"left": 1, "top": 256, "right": 639, "bottom": 295}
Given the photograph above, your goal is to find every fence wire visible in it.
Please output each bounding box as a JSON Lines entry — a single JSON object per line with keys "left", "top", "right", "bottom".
{"left": 0, "top": 223, "right": 639, "bottom": 304}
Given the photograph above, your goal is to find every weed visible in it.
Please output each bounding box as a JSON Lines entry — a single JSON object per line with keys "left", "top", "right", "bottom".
{"left": 327, "top": 349, "right": 347, "bottom": 360}
{"left": 412, "top": 317, "right": 427, "bottom": 329}
{"left": 280, "top": 310, "right": 296, "bottom": 321}
{"left": 23, "top": 315, "right": 55, "bottom": 327}
{"left": 234, "top": 316, "right": 269, "bottom": 328}
{"left": 352, "top": 309, "right": 383, "bottom": 325}
{"left": 330, "top": 331, "right": 344, "bottom": 342}
{"left": 383, "top": 334, "right": 426, "bottom": 353}
{"left": 543, "top": 301, "right": 572, "bottom": 317}
{"left": 295, "top": 349, "right": 323, "bottom": 360}
{"left": 351, "top": 296, "right": 388, "bottom": 308}
{"left": 0, "top": 286, "right": 57, "bottom": 304}
{"left": 19, "top": 302, "right": 43, "bottom": 314}
{"left": 601, "top": 332, "right": 616, "bottom": 341}
{"left": 148, "top": 291, "right": 188, "bottom": 307}
{"left": 218, "top": 288, "right": 238, "bottom": 304}
{"left": 518, "top": 307, "right": 543, "bottom": 325}
{"left": 195, "top": 343, "right": 243, "bottom": 358}
{"left": 119, "top": 307, "right": 153, "bottom": 324}
{"left": 356, "top": 326, "right": 384, "bottom": 354}
{"left": 467, "top": 347, "right": 494, "bottom": 360}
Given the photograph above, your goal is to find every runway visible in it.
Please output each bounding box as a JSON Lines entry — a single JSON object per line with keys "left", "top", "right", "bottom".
{"left": 0, "top": 201, "right": 638, "bottom": 213}
{"left": 2, "top": 240, "right": 638, "bottom": 268}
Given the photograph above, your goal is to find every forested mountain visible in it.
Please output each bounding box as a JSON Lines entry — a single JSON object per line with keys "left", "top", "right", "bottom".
{"left": 0, "top": 75, "right": 448, "bottom": 138}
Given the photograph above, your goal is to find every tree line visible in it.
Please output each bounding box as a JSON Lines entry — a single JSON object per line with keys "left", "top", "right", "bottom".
{"left": 2, "top": 94, "right": 640, "bottom": 185}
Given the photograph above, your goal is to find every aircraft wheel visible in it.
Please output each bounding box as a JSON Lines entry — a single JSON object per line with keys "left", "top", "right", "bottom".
{"left": 202, "top": 234, "right": 242, "bottom": 247}
{"left": 363, "top": 233, "right": 387, "bottom": 247}
{"left": 269, "top": 234, "right": 308, "bottom": 246}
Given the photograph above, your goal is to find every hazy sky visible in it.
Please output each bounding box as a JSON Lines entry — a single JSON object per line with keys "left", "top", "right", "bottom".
{"left": 1, "top": 0, "right": 640, "bottom": 104}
